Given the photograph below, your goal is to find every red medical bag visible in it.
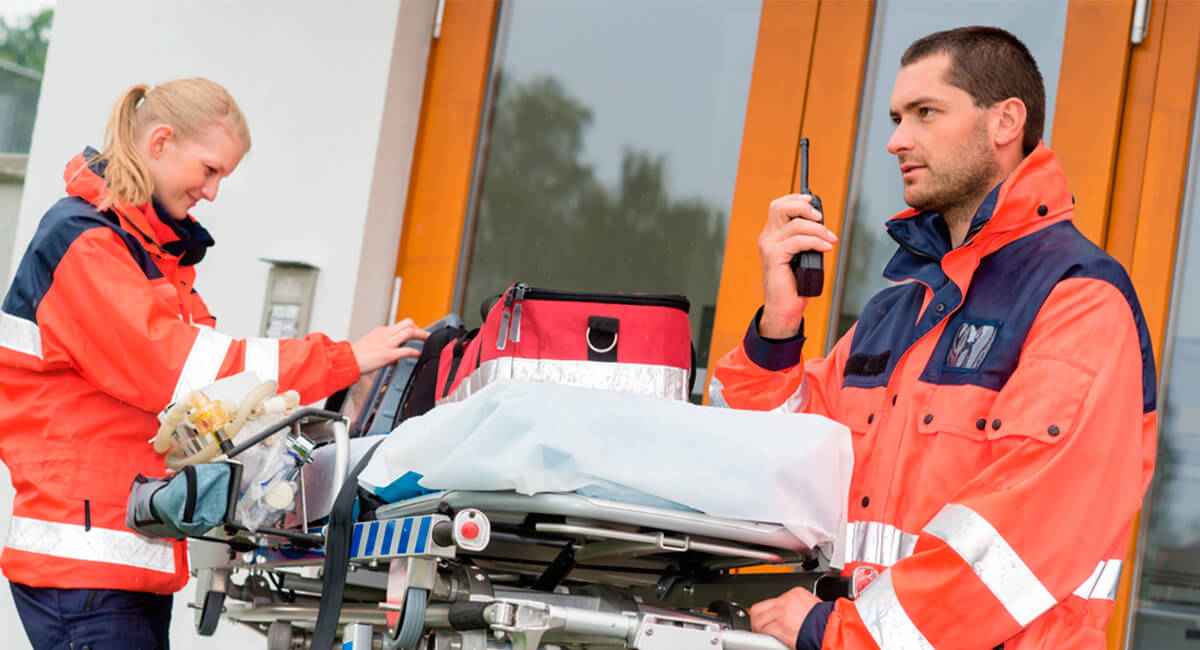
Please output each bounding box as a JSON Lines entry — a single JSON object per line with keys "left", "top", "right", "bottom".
{"left": 435, "top": 283, "right": 694, "bottom": 404}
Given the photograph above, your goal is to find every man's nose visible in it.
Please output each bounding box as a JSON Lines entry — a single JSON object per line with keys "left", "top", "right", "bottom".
{"left": 887, "top": 120, "right": 911, "bottom": 156}
{"left": 202, "top": 179, "right": 219, "bottom": 202}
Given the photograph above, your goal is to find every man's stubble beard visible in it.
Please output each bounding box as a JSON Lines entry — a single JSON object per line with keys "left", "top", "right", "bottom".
{"left": 906, "top": 118, "right": 999, "bottom": 225}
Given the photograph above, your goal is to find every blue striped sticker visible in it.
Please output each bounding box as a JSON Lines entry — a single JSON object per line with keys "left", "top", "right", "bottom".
{"left": 398, "top": 518, "right": 414, "bottom": 554}
{"left": 350, "top": 522, "right": 364, "bottom": 558}
{"left": 380, "top": 520, "right": 396, "bottom": 556}
{"left": 415, "top": 516, "right": 432, "bottom": 554}
{"left": 364, "top": 521, "right": 380, "bottom": 557}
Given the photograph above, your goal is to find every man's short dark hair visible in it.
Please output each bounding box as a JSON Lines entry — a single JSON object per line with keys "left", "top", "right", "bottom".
{"left": 902, "top": 26, "right": 1045, "bottom": 156}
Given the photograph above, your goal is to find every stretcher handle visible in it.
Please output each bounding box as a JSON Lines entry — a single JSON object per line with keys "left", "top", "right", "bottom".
{"left": 223, "top": 407, "right": 344, "bottom": 460}
{"left": 447, "top": 602, "right": 490, "bottom": 631}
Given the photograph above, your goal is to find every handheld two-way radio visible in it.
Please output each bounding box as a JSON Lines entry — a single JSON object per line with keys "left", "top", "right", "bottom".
{"left": 789, "top": 137, "right": 824, "bottom": 297}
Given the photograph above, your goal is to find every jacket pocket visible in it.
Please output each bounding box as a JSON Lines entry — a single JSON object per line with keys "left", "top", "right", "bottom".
{"left": 984, "top": 357, "right": 1094, "bottom": 446}
{"left": 839, "top": 386, "right": 885, "bottom": 436}
{"left": 915, "top": 383, "right": 995, "bottom": 442}
{"left": 912, "top": 383, "right": 998, "bottom": 505}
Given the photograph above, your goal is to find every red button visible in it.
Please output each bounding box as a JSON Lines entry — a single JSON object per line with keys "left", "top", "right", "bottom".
{"left": 461, "top": 522, "right": 480, "bottom": 540}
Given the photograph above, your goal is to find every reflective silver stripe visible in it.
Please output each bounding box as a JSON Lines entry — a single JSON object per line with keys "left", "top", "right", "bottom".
{"left": 1073, "top": 559, "right": 1123, "bottom": 600}
{"left": 0, "top": 310, "right": 42, "bottom": 359}
{"left": 708, "top": 375, "right": 808, "bottom": 412}
{"left": 771, "top": 376, "right": 809, "bottom": 413}
{"left": 708, "top": 375, "right": 730, "bottom": 407}
{"left": 171, "top": 328, "right": 234, "bottom": 404}
{"left": 5, "top": 516, "right": 175, "bottom": 574}
{"left": 439, "top": 357, "right": 690, "bottom": 403}
{"left": 244, "top": 337, "right": 280, "bottom": 383}
{"left": 855, "top": 570, "right": 935, "bottom": 649}
{"left": 923, "top": 503, "right": 1056, "bottom": 626}
{"left": 845, "top": 520, "right": 919, "bottom": 567}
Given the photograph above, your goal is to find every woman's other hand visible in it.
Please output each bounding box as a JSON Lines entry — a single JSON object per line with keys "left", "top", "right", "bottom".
{"left": 351, "top": 318, "right": 430, "bottom": 374}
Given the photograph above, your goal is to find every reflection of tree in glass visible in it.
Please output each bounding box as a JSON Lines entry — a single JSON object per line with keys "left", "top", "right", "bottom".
{"left": 0, "top": 8, "right": 53, "bottom": 73}
{"left": 462, "top": 74, "right": 728, "bottom": 348}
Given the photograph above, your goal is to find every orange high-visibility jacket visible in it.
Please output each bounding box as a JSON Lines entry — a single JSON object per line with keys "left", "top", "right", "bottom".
{"left": 0, "top": 150, "right": 361, "bottom": 594}
{"left": 713, "top": 144, "right": 1157, "bottom": 649}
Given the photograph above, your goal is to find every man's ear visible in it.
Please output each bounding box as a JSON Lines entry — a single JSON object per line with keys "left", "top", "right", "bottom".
{"left": 145, "top": 124, "right": 175, "bottom": 159}
{"left": 992, "top": 98, "right": 1027, "bottom": 150}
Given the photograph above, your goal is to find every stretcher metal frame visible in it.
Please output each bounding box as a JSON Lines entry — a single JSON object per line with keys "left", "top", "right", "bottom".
{"left": 185, "top": 330, "right": 824, "bottom": 649}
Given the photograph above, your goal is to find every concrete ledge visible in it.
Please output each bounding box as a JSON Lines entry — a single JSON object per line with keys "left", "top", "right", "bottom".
{"left": 0, "top": 154, "right": 28, "bottom": 182}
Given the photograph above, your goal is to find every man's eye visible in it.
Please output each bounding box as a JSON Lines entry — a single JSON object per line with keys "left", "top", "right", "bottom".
{"left": 918, "top": 107, "right": 933, "bottom": 119}
{"left": 205, "top": 165, "right": 217, "bottom": 177}
{"left": 890, "top": 115, "right": 901, "bottom": 125}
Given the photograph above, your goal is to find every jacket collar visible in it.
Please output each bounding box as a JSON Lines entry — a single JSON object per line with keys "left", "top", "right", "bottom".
{"left": 65, "top": 147, "right": 214, "bottom": 266}
{"left": 883, "top": 143, "right": 1074, "bottom": 262}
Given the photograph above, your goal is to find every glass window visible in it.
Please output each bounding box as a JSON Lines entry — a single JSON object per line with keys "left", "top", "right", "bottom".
{"left": 1, "top": 3, "right": 52, "bottom": 292}
{"left": 832, "top": 0, "right": 1068, "bottom": 342}
{"left": 456, "top": 0, "right": 761, "bottom": 397}
{"left": 1129, "top": 78, "right": 1200, "bottom": 650}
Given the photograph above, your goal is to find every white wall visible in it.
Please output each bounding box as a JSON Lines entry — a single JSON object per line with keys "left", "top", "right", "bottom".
{"left": 1, "top": 0, "right": 436, "bottom": 648}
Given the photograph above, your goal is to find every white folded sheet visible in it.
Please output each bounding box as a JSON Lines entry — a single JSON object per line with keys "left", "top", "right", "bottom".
{"left": 359, "top": 380, "right": 853, "bottom": 562}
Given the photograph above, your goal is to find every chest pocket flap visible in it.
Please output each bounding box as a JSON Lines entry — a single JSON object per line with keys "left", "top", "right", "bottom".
{"left": 985, "top": 357, "right": 1095, "bottom": 445}
{"left": 916, "top": 382, "right": 994, "bottom": 441}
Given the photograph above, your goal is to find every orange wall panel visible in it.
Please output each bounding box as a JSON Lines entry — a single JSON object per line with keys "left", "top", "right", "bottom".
{"left": 1051, "top": 0, "right": 1135, "bottom": 245}
{"left": 394, "top": 1, "right": 499, "bottom": 326}
{"left": 793, "top": 1, "right": 874, "bottom": 357}
{"left": 1110, "top": 2, "right": 1200, "bottom": 648}
{"left": 703, "top": 0, "right": 821, "bottom": 396}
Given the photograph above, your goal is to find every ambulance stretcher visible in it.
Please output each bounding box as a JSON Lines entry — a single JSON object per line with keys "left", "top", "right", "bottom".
{"left": 184, "top": 335, "right": 835, "bottom": 650}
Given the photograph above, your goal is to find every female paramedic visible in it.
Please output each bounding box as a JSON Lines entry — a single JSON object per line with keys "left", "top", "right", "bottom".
{"left": 0, "top": 78, "right": 428, "bottom": 649}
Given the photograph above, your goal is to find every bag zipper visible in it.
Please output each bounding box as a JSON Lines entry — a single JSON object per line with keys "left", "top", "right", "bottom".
{"left": 514, "top": 283, "right": 690, "bottom": 312}
{"left": 510, "top": 283, "right": 527, "bottom": 343}
{"left": 496, "top": 289, "right": 513, "bottom": 350}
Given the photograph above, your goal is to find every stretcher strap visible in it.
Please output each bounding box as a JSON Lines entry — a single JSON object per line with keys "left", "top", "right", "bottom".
{"left": 312, "top": 437, "right": 386, "bottom": 649}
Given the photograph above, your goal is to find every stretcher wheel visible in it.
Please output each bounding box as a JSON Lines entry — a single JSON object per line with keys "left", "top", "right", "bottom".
{"left": 267, "top": 621, "right": 295, "bottom": 650}
{"left": 196, "top": 590, "right": 225, "bottom": 636}
{"left": 393, "top": 587, "right": 428, "bottom": 649}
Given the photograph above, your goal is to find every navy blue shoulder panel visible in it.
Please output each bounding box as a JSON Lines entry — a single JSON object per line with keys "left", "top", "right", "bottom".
{"left": 843, "top": 282, "right": 926, "bottom": 389}
{"left": 918, "top": 221, "right": 1156, "bottom": 413}
{"left": 2, "top": 197, "right": 162, "bottom": 322}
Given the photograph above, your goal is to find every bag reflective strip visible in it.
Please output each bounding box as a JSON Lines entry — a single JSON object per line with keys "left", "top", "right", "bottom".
{"left": 1073, "top": 559, "right": 1123, "bottom": 600}
{"left": 923, "top": 503, "right": 1056, "bottom": 626}
{"left": 855, "top": 570, "right": 935, "bottom": 649}
{"left": 845, "top": 521, "right": 919, "bottom": 567}
{"left": 244, "top": 337, "right": 280, "bottom": 383}
{"left": 0, "top": 311, "right": 42, "bottom": 359}
{"left": 6, "top": 516, "right": 175, "bottom": 574}
{"left": 440, "top": 357, "right": 691, "bottom": 404}
{"left": 171, "top": 328, "right": 234, "bottom": 404}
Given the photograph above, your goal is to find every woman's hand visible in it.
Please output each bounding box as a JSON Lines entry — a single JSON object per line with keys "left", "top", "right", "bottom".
{"left": 351, "top": 318, "right": 430, "bottom": 374}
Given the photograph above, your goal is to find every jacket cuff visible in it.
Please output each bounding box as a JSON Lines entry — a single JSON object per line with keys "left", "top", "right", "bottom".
{"left": 330, "top": 340, "right": 362, "bottom": 392}
{"left": 795, "top": 601, "right": 835, "bottom": 650}
{"left": 743, "top": 306, "right": 805, "bottom": 371}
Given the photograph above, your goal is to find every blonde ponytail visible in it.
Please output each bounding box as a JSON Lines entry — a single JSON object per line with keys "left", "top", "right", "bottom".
{"left": 93, "top": 78, "right": 251, "bottom": 210}
{"left": 95, "top": 84, "right": 155, "bottom": 209}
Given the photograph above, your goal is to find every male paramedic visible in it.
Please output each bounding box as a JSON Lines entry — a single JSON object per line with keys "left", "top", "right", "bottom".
{"left": 718, "top": 26, "right": 1158, "bottom": 649}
